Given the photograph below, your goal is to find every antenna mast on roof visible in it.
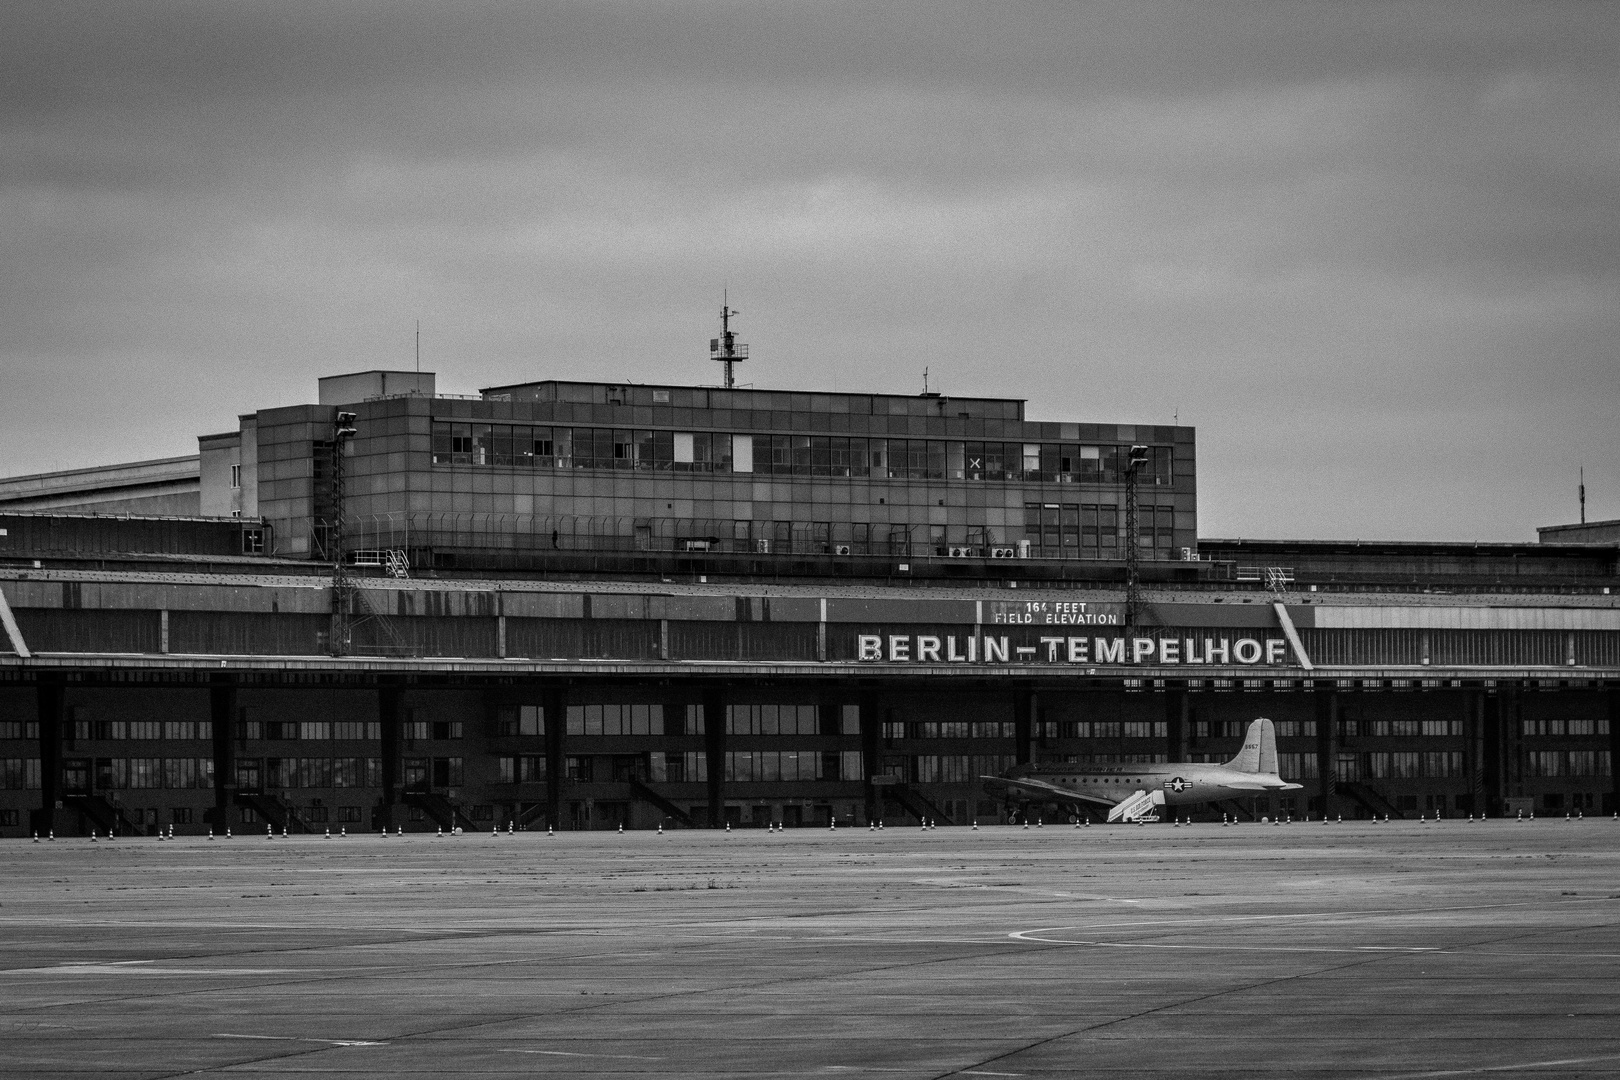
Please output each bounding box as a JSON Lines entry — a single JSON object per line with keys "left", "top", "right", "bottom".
{"left": 1580, "top": 464, "right": 1586, "bottom": 524}
{"left": 710, "top": 292, "right": 748, "bottom": 389}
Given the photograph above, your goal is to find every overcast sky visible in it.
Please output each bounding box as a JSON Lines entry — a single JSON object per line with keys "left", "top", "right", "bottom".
{"left": 2, "top": 1, "right": 1615, "bottom": 540}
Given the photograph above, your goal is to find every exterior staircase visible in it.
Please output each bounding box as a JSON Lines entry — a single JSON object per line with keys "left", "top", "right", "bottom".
{"left": 1339, "top": 782, "right": 1406, "bottom": 820}
{"left": 63, "top": 794, "right": 146, "bottom": 836}
{"left": 234, "top": 791, "right": 316, "bottom": 833}
{"left": 402, "top": 790, "right": 480, "bottom": 831}
{"left": 628, "top": 778, "right": 695, "bottom": 826}
{"left": 885, "top": 782, "right": 956, "bottom": 826}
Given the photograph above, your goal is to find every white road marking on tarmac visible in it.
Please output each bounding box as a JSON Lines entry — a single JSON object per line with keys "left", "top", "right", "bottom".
{"left": 1366, "top": 1052, "right": 1620, "bottom": 1078}
{"left": 5, "top": 961, "right": 299, "bottom": 976}
{"left": 498, "top": 1049, "right": 663, "bottom": 1060}
{"left": 214, "top": 1034, "right": 387, "bottom": 1046}
{"left": 1006, "top": 932, "right": 1452, "bottom": 955}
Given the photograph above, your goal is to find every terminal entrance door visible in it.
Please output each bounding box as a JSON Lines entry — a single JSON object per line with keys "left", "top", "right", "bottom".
{"left": 61, "top": 759, "right": 90, "bottom": 795}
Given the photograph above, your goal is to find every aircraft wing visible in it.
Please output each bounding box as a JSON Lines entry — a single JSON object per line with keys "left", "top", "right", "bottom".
{"left": 1222, "top": 779, "right": 1305, "bottom": 792}
{"left": 981, "top": 774, "right": 1117, "bottom": 809}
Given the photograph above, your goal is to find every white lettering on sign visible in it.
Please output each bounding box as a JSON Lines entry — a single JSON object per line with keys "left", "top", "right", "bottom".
{"left": 988, "top": 600, "right": 1124, "bottom": 625}
{"left": 856, "top": 633, "right": 1297, "bottom": 666}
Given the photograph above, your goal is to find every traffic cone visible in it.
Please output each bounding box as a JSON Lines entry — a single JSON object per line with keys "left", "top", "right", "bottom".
{"left": 267, "top": 825, "right": 273, "bottom": 839}
{"left": 90, "top": 830, "right": 98, "bottom": 842}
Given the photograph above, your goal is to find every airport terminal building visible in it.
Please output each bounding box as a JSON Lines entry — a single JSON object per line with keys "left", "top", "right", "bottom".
{"left": 1, "top": 370, "right": 1616, "bottom": 837}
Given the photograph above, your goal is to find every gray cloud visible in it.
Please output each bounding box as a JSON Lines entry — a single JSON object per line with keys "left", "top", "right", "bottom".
{"left": 2, "top": 1, "right": 1615, "bottom": 539}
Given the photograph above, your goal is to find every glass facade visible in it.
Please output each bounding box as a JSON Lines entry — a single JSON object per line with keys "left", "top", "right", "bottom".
{"left": 231, "top": 377, "right": 1197, "bottom": 562}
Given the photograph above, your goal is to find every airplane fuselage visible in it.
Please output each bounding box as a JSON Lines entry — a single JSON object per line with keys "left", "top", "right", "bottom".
{"left": 1008, "top": 761, "right": 1299, "bottom": 807}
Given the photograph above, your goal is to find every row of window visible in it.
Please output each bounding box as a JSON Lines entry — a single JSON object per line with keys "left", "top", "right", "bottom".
{"left": 237, "top": 758, "right": 384, "bottom": 790}
{"left": 493, "top": 704, "right": 868, "bottom": 738}
{"left": 1023, "top": 504, "right": 1177, "bottom": 551}
{"left": 0, "top": 759, "right": 40, "bottom": 789}
{"left": 1336, "top": 751, "right": 1468, "bottom": 781}
{"left": 85, "top": 758, "right": 215, "bottom": 790}
{"left": 69, "top": 721, "right": 213, "bottom": 743}
{"left": 1522, "top": 719, "right": 1610, "bottom": 737}
{"left": 431, "top": 422, "right": 1177, "bottom": 485}
{"left": 19, "top": 714, "right": 1608, "bottom": 747}
{"left": 1340, "top": 719, "right": 1465, "bottom": 738}
{"left": 882, "top": 755, "right": 1021, "bottom": 784}
{"left": 727, "top": 705, "right": 859, "bottom": 737}
{"left": 240, "top": 721, "right": 386, "bottom": 742}
{"left": 1036, "top": 721, "right": 1171, "bottom": 740}
{"left": 1525, "top": 750, "right": 1612, "bottom": 777}
{"left": 886, "top": 722, "right": 1019, "bottom": 740}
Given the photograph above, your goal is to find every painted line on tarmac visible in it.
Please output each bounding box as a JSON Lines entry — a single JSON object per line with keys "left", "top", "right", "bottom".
{"left": 215, "top": 1034, "right": 387, "bottom": 1047}
{"left": 1005, "top": 934, "right": 1445, "bottom": 954}
{"left": 1365, "top": 1052, "right": 1620, "bottom": 1078}
{"left": 910, "top": 879, "right": 1142, "bottom": 902}
{"left": 3, "top": 961, "right": 303, "bottom": 976}
{"left": 1005, "top": 895, "right": 1620, "bottom": 937}
{"left": 498, "top": 1049, "right": 663, "bottom": 1061}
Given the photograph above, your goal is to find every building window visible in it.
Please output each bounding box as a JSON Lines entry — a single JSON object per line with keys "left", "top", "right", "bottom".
{"left": 241, "top": 529, "right": 264, "bottom": 554}
{"left": 230, "top": 464, "right": 241, "bottom": 488}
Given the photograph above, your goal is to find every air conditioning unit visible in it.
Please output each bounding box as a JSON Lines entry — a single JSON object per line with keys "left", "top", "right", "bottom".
{"left": 989, "top": 546, "right": 1016, "bottom": 559}
{"left": 833, "top": 544, "right": 852, "bottom": 556}
{"left": 947, "top": 546, "right": 977, "bottom": 558}
{"left": 680, "top": 538, "right": 713, "bottom": 552}
{"left": 756, "top": 539, "right": 772, "bottom": 553}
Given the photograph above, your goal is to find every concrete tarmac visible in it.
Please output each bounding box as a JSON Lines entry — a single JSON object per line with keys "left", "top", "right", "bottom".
{"left": 2, "top": 820, "right": 1618, "bottom": 1078}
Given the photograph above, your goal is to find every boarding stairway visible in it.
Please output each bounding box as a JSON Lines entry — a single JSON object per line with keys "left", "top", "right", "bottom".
{"left": 63, "top": 794, "right": 147, "bottom": 837}
{"left": 402, "top": 790, "right": 481, "bottom": 832}
{"left": 628, "top": 779, "right": 695, "bottom": 827}
{"left": 234, "top": 791, "right": 316, "bottom": 833}
{"left": 1107, "top": 788, "right": 1166, "bottom": 823}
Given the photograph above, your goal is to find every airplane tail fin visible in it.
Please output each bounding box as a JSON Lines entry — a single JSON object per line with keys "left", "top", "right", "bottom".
{"left": 1226, "top": 718, "right": 1277, "bottom": 774}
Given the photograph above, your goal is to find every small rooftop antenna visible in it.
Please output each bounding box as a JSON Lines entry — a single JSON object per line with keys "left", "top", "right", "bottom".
{"left": 922, "top": 367, "right": 929, "bottom": 395}
{"left": 710, "top": 291, "right": 747, "bottom": 389}
{"left": 415, "top": 321, "right": 420, "bottom": 374}
{"left": 1579, "top": 464, "right": 1586, "bottom": 524}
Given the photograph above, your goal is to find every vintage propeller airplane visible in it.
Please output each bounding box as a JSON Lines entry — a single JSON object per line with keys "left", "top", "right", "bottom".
{"left": 987, "top": 717, "right": 1302, "bottom": 822}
